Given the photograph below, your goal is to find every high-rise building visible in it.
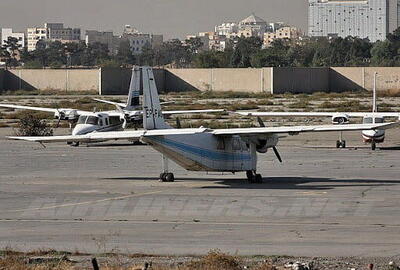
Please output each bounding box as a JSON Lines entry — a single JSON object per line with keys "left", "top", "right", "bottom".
{"left": 27, "top": 27, "right": 47, "bottom": 51}
{"left": 27, "top": 23, "right": 81, "bottom": 51}
{"left": 1, "top": 28, "right": 25, "bottom": 48}
{"left": 309, "top": 0, "right": 400, "bottom": 42}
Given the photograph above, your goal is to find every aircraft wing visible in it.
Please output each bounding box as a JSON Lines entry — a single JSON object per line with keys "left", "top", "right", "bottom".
{"left": 236, "top": 111, "right": 400, "bottom": 119}
{"left": 235, "top": 111, "right": 335, "bottom": 117}
{"left": 8, "top": 128, "right": 208, "bottom": 143}
{"left": 163, "top": 109, "right": 225, "bottom": 115}
{"left": 0, "top": 104, "right": 59, "bottom": 113}
{"left": 0, "top": 104, "right": 89, "bottom": 120}
{"left": 93, "top": 98, "right": 127, "bottom": 109}
{"left": 211, "top": 122, "right": 399, "bottom": 136}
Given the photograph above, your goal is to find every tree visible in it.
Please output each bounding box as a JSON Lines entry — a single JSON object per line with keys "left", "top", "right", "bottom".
{"left": 116, "top": 39, "right": 135, "bottom": 66}
{"left": 251, "top": 39, "right": 290, "bottom": 67}
{"left": 230, "top": 37, "right": 263, "bottom": 68}
{"left": 1, "top": 36, "right": 22, "bottom": 68}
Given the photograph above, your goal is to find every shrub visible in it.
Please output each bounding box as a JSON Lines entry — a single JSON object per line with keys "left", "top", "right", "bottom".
{"left": 15, "top": 114, "right": 53, "bottom": 136}
{"left": 187, "top": 250, "right": 242, "bottom": 270}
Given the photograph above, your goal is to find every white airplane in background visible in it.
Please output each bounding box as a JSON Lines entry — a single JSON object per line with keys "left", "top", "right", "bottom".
{"left": 236, "top": 73, "right": 400, "bottom": 150}
{"left": 9, "top": 67, "right": 398, "bottom": 183}
{"left": 0, "top": 67, "right": 224, "bottom": 141}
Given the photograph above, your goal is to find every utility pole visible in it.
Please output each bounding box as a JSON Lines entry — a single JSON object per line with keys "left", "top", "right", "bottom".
{"left": 373, "top": 72, "right": 377, "bottom": 113}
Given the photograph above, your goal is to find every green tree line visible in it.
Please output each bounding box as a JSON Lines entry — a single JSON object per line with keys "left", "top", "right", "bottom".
{"left": 2, "top": 28, "right": 400, "bottom": 69}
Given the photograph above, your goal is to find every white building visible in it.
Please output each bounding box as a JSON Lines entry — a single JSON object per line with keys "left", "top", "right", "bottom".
{"left": 215, "top": 22, "right": 238, "bottom": 36}
{"left": 27, "top": 27, "right": 47, "bottom": 51}
{"left": 27, "top": 23, "right": 81, "bottom": 51}
{"left": 122, "top": 25, "right": 163, "bottom": 54}
{"left": 1, "top": 28, "right": 25, "bottom": 48}
{"left": 308, "top": 0, "right": 400, "bottom": 42}
{"left": 238, "top": 14, "right": 269, "bottom": 37}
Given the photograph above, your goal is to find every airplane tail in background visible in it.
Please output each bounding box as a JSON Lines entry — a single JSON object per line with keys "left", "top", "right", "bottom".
{"left": 125, "top": 67, "right": 141, "bottom": 111}
{"left": 142, "top": 67, "right": 171, "bottom": 130}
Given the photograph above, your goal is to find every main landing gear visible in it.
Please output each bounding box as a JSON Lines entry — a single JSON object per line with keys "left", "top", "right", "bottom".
{"left": 336, "top": 131, "right": 346, "bottom": 148}
{"left": 246, "top": 170, "right": 263, "bottom": 183}
{"left": 371, "top": 140, "right": 376, "bottom": 151}
{"left": 159, "top": 155, "right": 175, "bottom": 182}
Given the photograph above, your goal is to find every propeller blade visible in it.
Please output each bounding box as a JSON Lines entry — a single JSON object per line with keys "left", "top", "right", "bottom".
{"left": 273, "top": 146, "right": 283, "bottom": 163}
{"left": 176, "top": 117, "right": 182, "bottom": 129}
{"left": 257, "top": 116, "right": 265, "bottom": 127}
{"left": 55, "top": 118, "right": 61, "bottom": 128}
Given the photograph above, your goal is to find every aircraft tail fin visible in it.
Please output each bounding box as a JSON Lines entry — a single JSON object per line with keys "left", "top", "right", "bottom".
{"left": 125, "top": 67, "right": 141, "bottom": 111}
{"left": 142, "top": 67, "right": 170, "bottom": 130}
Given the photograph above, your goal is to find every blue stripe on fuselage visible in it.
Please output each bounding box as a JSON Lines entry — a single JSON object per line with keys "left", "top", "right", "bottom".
{"left": 149, "top": 137, "right": 252, "bottom": 161}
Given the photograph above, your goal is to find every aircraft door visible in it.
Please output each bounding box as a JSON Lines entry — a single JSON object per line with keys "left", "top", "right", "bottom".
{"left": 232, "top": 136, "right": 245, "bottom": 171}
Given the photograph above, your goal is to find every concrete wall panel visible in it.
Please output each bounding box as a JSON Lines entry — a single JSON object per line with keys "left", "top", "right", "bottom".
{"left": 273, "top": 67, "right": 330, "bottom": 94}
{"left": 100, "top": 67, "right": 165, "bottom": 95}
{"left": 4, "top": 69, "right": 99, "bottom": 92}
{"left": 165, "top": 69, "right": 212, "bottom": 92}
{"left": 329, "top": 67, "right": 364, "bottom": 92}
{"left": 363, "top": 67, "right": 400, "bottom": 92}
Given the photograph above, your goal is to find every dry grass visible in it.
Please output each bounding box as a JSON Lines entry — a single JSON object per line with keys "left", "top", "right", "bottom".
{"left": 184, "top": 250, "right": 242, "bottom": 270}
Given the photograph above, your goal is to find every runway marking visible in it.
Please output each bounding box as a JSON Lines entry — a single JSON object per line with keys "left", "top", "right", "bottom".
{"left": 2, "top": 190, "right": 164, "bottom": 213}
{"left": 297, "top": 191, "right": 328, "bottom": 195}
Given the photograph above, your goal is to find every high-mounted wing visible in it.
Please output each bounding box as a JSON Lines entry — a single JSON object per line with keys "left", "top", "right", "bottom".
{"left": 211, "top": 122, "right": 399, "bottom": 136}
{"left": 93, "top": 98, "right": 126, "bottom": 109}
{"left": 8, "top": 128, "right": 208, "bottom": 143}
{"left": 236, "top": 111, "right": 400, "bottom": 119}
{"left": 0, "top": 104, "right": 88, "bottom": 121}
{"left": 235, "top": 111, "right": 335, "bottom": 117}
{"left": 163, "top": 109, "right": 225, "bottom": 115}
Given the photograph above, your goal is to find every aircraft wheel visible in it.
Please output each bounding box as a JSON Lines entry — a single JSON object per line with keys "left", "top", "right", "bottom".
{"left": 255, "top": 174, "right": 263, "bottom": 183}
{"left": 160, "top": 173, "right": 174, "bottom": 182}
{"left": 336, "top": 140, "right": 341, "bottom": 148}
{"left": 246, "top": 170, "right": 253, "bottom": 181}
{"left": 71, "top": 142, "right": 80, "bottom": 147}
{"left": 371, "top": 141, "right": 376, "bottom": 151}
{"left": 165, "top": 173, "right": 175, "bottom": 182}
{"left": 341, "top": 141, "right": 346, "bottom": 148}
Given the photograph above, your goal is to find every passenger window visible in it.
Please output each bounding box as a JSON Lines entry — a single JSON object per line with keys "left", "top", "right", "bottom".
{"left": 98, "top": 119, "right": 103, "bottom": 126}
{"left": 217, "top": 138, "right": 225, "bottom": 150}
{"left": 105, "top": 118, "right": 109, "bottom": 126}
{"left": 232, "top": 138, "right": 242, "bottom": 151}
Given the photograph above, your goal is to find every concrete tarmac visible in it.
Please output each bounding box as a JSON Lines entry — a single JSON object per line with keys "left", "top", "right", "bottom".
{"left": 1, "top": 128, "right": 400, "bottom": 256}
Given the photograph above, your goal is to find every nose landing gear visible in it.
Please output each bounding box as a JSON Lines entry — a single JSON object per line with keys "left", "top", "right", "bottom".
{"left": 246, "top": 170, "right": 263, "bottom": 183}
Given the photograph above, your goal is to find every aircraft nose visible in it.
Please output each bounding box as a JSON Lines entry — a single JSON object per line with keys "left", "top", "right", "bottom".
{"left": 72, "top": 124, "right": 95, "bottom": 135}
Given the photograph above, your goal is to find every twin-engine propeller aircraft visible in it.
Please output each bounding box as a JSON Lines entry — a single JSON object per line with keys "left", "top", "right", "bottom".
{"left": 236, "top": 74, "right": 400, "bottom": 150}
{"left": 9, "top": 67, "right": 398, "bottom": 183}
{"left": 236, "top": 112, "right": 400, "bottom": 150}
{"left": 0, "top": 67, "right": 224, "bottom": 139}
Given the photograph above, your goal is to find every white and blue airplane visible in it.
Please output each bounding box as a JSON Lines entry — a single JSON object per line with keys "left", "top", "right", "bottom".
{"left": 9, "top": 67, "right": 398, "bottom": 183}
{"left": 0, "top": 67, "right": 224, "bottom": 138}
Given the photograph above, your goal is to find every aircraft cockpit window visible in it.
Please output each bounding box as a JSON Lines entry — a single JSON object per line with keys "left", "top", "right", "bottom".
{"left": 86, "top": 116, "right": 99, "bottom": 125}
{"left": 375, "top": 117, "right": 384, "bottom": 123}
{"left": 363, "top": 117, "right": 373, "bottom": 124}
{"left": 77, "top": 116, "right": 88, "bottom": 124}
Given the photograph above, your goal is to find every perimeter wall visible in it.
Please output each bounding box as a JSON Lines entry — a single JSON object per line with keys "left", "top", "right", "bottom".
{"left": 2, "top": 67, "right": 400, "bottom": 95}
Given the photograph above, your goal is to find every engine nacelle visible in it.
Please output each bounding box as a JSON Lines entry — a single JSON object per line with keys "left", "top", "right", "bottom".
{"left": 332, "top": 114, "right": 349, "bottom": 125}
{"left": 256, "top": 140, "right": 269, "bottom": 153}
{"left": 252, "top": 135, "right": 279, "bottom": 153}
